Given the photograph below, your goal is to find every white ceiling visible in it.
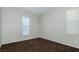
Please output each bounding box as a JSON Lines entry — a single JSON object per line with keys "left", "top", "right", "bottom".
{"left": 18, "top": 7, "right": 53, "bottom": 15}
{"left": 17, "top": 7, "right": 78, "bottom": 15}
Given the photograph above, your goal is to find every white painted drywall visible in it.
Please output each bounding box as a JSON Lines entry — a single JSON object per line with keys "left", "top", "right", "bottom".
{"left": 0, "top": 8, "right": 2, "bottom": 47}
{"left": 40, "top": 7, "right": 79, "bottom": 48}
{"left": 2, "top": 7, "right": 40, "bottom": 44}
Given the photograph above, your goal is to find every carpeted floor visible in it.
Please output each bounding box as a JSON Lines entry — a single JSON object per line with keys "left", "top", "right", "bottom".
{"left": 0, "top": 38, "right": 79, "bottom": 52}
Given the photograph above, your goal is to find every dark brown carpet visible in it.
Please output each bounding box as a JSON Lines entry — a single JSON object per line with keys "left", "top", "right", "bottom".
{"left": 0, "top": 38, "right": 79, "bottom": 52}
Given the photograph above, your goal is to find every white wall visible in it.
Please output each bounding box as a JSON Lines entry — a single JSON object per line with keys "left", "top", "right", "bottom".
{"left": 41, "top": 7, "right": 79, "bottom": 48}
{"left": 0, "top": 8, "right": 2, "bottom": 46}
{"left": 2, "top": 7, "right": 40, "bottom": 44}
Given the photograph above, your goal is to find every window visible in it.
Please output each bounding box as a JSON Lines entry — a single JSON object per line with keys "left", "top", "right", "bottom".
{"left": 22, "top": 16, "right": 30, "bottom": 36}
{"left": 66, "top": 8, "right": 79, "bottom": 34}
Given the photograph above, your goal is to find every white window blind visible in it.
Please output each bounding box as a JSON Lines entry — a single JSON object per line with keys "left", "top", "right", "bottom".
{"left": 66, "top": 8, "right": 79, "bottom": 34}
{"left": 22, "top": 17, "right": 30, "bottom": 36}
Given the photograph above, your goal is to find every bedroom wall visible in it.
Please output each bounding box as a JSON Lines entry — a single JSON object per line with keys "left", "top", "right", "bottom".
{"left": 0, "top": 8, "right": 2, "bottom": 46}
{"left": 40, "top": 7, "right": 79, "bottom": 48}
{"left": 2, "top": 7, "right": 40, "bottom": 44}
